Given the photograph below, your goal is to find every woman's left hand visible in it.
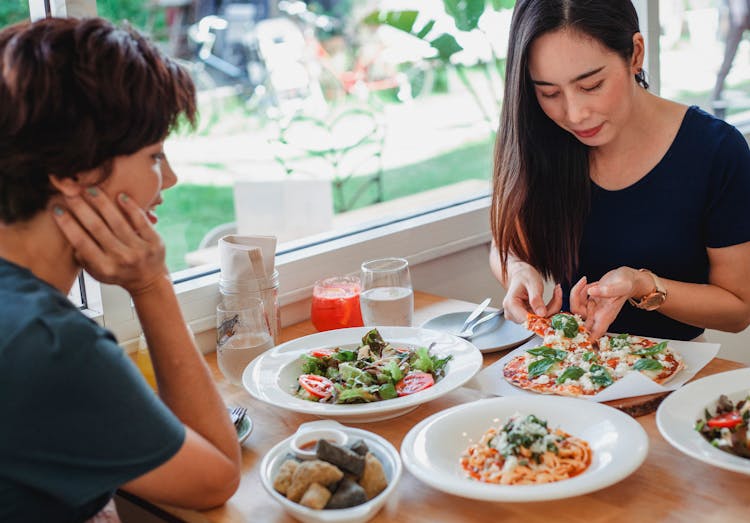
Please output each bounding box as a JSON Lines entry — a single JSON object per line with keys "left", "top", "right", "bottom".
{"left": 52, "top": 187, "right": 168, "bottom": 296}
{"left": 573, "top": 267, "right": 644, "bottom": 341}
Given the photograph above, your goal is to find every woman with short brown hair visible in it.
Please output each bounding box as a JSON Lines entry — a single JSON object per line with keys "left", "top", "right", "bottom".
{"left": 0, "top": 17, "right": 241, "bottom": 522}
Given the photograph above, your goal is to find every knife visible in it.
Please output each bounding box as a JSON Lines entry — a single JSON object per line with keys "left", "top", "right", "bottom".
{"left": 459, "top": 298, "right": 492, "bottom": 334}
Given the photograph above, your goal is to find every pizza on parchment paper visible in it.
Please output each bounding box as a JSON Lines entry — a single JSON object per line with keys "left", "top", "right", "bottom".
{"left": 502, "top": 313, "right": 685, "bottom": 397}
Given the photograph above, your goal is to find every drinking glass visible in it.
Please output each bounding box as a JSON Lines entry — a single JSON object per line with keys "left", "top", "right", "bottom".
{"left": 216, "top": 298, "right": 274, "bottom": 385}
{"left": 359, "top": 257, "right": 414, "bottom": 326}
{"left": 311, "top": 275, "right": 364, "bottom": 331}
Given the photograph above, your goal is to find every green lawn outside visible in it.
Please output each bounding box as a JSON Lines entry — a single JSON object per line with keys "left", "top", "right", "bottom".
{"left": 157, "top": 136, "right": 495, "bottom": 271}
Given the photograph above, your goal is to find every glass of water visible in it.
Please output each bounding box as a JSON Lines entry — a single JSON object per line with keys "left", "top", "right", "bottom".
{"left": 359, "top": 257, "right": 414, "bottom": 326}
{"left": 216, "top": 298, "right": 274, "bottom": 385}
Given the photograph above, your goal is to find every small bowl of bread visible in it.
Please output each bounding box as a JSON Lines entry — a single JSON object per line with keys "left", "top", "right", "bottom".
{"left": 260, "top": 420, "right": 402, "bottom": 523}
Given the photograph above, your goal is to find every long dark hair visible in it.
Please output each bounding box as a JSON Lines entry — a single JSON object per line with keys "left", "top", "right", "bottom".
{"left": 491, "top": 0, "right": 645, "bottom": 284}
{"left": 0, "top": 17, "right": 196, "bottom": 223}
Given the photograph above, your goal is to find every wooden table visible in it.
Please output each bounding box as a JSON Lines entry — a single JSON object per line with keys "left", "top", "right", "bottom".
{"left": 143, "top": 292, "right": 749, "bottom": 523}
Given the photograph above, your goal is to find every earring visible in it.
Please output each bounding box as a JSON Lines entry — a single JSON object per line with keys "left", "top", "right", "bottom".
{"left": 635, "top": 68, "right": 649, "bottom": 89}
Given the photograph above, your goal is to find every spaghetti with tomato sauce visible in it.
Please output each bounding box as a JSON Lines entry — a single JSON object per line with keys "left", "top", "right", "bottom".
{"left": 460, "top": 414, "right": 591, "bottom": 485}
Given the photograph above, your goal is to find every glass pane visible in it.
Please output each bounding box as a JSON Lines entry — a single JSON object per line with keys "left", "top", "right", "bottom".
{"left": 88, "top": 0, "right": 508, "bottom": 276}
{"left": 659, "top": 0, "right": 750, "bottom": 120}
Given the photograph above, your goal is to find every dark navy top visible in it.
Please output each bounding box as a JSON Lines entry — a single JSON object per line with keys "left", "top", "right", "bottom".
{"left": 563, "top": 106, "right": 750, "bottom": 340}
{"left": 0, "top": 258, "right": 185, "bottom": 522}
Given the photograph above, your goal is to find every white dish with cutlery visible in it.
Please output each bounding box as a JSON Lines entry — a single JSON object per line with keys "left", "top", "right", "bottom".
{"left": 421, "top": 310, "right": 533, "bottom": 353}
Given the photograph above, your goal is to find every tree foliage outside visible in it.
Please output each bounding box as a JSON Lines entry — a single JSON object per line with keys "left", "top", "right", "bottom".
{"left": 0, "top": 1, "right": 30, "bottom": 28}
{"left": 0, "top": 1, "right": 153, "bottom": 30}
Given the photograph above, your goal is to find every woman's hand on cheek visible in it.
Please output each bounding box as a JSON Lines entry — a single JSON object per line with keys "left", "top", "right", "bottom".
{"left": 51, "top": 187, "right": 168, "bottom": 296}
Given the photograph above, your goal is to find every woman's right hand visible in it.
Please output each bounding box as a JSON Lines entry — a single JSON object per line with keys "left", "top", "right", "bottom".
{"left": 502, "top": 263, "right": 562, "bottom": 324}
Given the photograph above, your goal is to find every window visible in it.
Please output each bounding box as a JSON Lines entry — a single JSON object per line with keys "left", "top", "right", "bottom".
{"left": 13, "top": 1, "right": 749, "bottom": 347}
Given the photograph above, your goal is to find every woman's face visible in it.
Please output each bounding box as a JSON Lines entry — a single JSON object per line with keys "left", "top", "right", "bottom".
{"left": 98, "top": 141, "right": 176, "bottom": 225}
{"left": 527, "top": 28, "right": 641, "bottom": 146}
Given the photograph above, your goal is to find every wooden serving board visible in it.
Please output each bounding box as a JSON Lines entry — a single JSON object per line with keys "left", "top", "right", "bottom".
{"left": 604, "top": 392, "right": 669, "bottom": 417}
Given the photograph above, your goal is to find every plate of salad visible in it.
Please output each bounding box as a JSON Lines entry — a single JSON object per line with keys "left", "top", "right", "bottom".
{"left": 242, "top": 327, "right": 483, "bottom": 423}
{"left": 656, "top": 367, "right": 750, "bottom": 476}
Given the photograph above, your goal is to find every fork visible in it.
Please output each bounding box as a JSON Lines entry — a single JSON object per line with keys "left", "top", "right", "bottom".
{"left": 455, "top": 310, "right": 502, "bottom": 339}
{"left": 230, "top": 406, "right": 247, "bottom": 428}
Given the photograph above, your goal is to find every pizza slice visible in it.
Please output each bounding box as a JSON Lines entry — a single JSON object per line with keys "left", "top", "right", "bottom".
{"left": 524, "top": 312, "right": 594, "bottom": 350}
{"left": 597, "top": 333, "right": 685, "bottom": 385}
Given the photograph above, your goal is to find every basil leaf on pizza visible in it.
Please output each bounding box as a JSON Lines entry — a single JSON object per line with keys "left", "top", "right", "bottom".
{"left": 528, "top": 358, "right": 558, "bottom": 379}
{"left": 551, "top": 313, "right": 579, "bottom": 338}
{"left": 632, "top": 341, "right": 668, "bottom": 357}
{"left": 582, "top": 351, "right": 598, "bottom": 362}
{"left": 589, "top": 364, "right": 614, "bottom": 387}
{"left": 556, "top": 366, "right": 584, "bottom": 384}
{"left": 526, "top": 346, "right": 567, "bottom": 360}
{"left": 632, "top": 358, "right": 664, "bottom": 371}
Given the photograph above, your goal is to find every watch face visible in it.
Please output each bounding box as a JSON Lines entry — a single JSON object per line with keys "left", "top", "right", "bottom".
{"left": 641, "top": 292, "right": 667, "bottom": 311}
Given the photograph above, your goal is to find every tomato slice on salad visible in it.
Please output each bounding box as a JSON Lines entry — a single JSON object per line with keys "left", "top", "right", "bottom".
{"left": 309, "top": 348, "right": 335, "bottom": 358}
{"left": 395, "top": 372, "right": 435, "bottom": 396}
{"left": 299, "top": 374, "right": 334, "bottom": 399}
{"left": 707, "top": 411, "right": 744, "bottom": 429}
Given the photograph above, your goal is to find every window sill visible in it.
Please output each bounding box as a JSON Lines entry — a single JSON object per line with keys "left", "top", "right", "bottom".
{"left": 106, "top": 195, "right": 492, "bottom": 351}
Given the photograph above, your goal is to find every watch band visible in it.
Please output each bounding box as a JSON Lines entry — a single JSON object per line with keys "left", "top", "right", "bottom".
{"left": 627, "top": 269, "right": 667, "bottom": 311}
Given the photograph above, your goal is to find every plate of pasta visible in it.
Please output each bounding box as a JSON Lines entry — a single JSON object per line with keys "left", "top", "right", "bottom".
{"left": 400, "top": 396, "right": 648, "bottom": 501}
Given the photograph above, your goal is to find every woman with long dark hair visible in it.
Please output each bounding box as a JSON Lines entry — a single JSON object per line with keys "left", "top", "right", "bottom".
{"left": 0, "top": 17, "right": 240, "bottom": 521}
{"left": 491, "top": 0, "right": 750, "bottom": 341}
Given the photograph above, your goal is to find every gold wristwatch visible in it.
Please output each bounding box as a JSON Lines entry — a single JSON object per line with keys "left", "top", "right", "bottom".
{"left": 628, "top": 269, "right": 667, "bottom": 311}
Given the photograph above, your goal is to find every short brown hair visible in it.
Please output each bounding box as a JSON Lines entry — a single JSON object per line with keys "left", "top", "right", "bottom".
{"left": 0, "top": 17, "right": 197, "bottom": 223}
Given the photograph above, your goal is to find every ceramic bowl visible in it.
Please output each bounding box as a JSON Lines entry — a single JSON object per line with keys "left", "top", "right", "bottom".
{"left": 260, "top": 420, "right": 402, "bottom": 523}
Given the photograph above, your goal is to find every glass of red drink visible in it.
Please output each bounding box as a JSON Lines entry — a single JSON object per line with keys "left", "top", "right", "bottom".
{"left": 311, "top": 276, "right": 364, "bottom": 331}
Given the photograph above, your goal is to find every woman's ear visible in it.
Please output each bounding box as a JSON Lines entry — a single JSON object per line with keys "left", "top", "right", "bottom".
{"left": 48, "top": 174, "right": 82, "bottom": 197}
{"left": 631, "top": 32, "right": 645, "bottom": 73}
{"left": 49, "top": 169, "right": 100, "bottom": 196}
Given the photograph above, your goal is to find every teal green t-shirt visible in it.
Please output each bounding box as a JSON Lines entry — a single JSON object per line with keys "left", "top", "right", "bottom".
{"left": 0, "top": 258, "right": 185, "bottom": 522}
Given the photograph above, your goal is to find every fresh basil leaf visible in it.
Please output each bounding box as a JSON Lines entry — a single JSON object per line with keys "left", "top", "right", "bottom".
{"left": 551, "top": 313, "right": 579, "bottom": 338}
{"left": 528, "top": 358, "right": 557, "bottom": 379}
{"left": 526, "top": 346, "right": 567, "bottom": 361}
{"left": 633, "top": 358, "right": 664, "bottom": 371}
{"left": 632, "top": 341, "right": 668, "bottom": 357}
{"left": 589, "top": 364, "right": 614, "bottom": 387}
{"left": 556, "top": 366, "right": 585, "bottom": 384}
{"left": 582, "top": 351, "right": 598, "bottom": 362}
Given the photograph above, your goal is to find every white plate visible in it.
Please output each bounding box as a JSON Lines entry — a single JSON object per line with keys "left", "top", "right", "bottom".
{"left": 421, "top": 311, "right": 533, "bottom": 353}
{"left": 259, "top": 420, "right": 402, "bottom": 523}
{"left": 656, "top": 368, "right": 750, "bottom": 475}
{"left": 401, "top": 396, "right": 648, "bottom": 501}
{"left": 242, "top": 326, "right": 483, "bottom": 423}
